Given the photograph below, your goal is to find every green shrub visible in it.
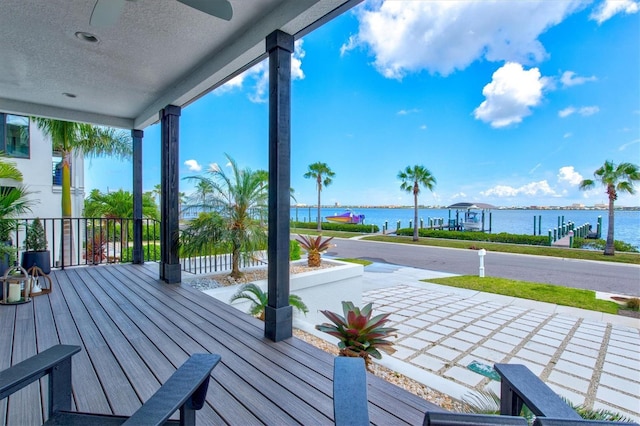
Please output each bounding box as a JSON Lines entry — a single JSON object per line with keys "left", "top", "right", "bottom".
{"left": 396, "top": 228, "right": 550, "bottom": 246}
{"left": 290, "top": 221, "right": 379, "bottom": 233}
{"left": 576, "top": 238, "right": 639, "bottom": 253}
{"left": 290, "top": 239, "right": 301, "bottom": 261}
{"left": 121, "top": 244, "right": 161, "bottom": 262}
{"left": 626, "top": 297, "right": 640, "bottom": 311}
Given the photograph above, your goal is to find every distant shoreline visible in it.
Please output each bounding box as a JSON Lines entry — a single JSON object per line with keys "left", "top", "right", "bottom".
{"left": 291, "top": 205, "right": 640, "bottom": 211}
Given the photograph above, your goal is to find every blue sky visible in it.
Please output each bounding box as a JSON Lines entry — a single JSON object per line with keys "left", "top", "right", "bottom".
{"left": 85, "top": 0, "right": 640, "bottom": 208}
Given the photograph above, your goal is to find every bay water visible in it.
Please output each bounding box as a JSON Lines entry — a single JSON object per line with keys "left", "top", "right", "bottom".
{"left": 291, "top": 207, "right": 640, "bottom": 249}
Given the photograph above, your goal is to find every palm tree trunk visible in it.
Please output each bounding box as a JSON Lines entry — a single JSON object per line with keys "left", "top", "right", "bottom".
{"left": 60, "top": 154, "right": 74, "bottom": 266}
{"left": 605, "top": 192, "right": 615, "bottom": 255}
{"left": 413, "top": 186, "right": 419, "bottom": 241}
{"left": 231, "top": 245, "right": 241, "bottom": 278}
{"left": 316, "top": 185, "right": 322, "bottom": 232}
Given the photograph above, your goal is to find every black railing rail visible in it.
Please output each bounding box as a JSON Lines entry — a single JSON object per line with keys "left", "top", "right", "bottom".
{"left": 0, "top": 217, "right": 266, "bottom": 275}
{"left": 1, "top": 217, "right": 160, "bottom": 269}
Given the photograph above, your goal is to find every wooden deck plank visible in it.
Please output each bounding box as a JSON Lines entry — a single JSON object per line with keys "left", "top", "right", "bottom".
{"left": 0, "top": 263, "right": 447, "bottom": 425}
{"left": 119, "top": 267, "right": 339, "bottom": 422}
{"left": 46, "top": 271, "right": 112, "bottom": 414}
{"left": 33, "top": 289, "right": 64, "bottom": 419}
{"left": 0, "top": 297, "right": 16, "bottom": 425}
{"left": 107, "top": 266, "right": 315, "bottom": 424}
{"left": 67, "top": 268, "right": 163, "bottom": 402}
{"left": 75, "top": 267, "right": 224, "bottom": 424}
{"left": 89, "top": 271, "right": 247, "bottom": 426}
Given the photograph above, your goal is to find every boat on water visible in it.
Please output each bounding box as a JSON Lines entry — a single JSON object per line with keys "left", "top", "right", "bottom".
{"left": 462, "top": 211, "right": 482, "bottom": 231}
{"left": 326, "top": 210, "right": 365, "bottom": 225}
{"left": 447, "top": 202, "right": 496, "bottom": 232}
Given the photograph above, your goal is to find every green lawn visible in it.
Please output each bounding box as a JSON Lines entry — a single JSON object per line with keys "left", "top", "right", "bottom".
{"left": 425, "top": 276, "right": 621, "bottom": 314}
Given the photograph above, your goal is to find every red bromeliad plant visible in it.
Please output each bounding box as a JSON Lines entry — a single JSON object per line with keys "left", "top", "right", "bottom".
{"left": 316, "top": 301, "right": 397, "bottom": 369}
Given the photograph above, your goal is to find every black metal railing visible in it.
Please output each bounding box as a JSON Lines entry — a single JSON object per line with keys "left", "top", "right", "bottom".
{"left": 0, "top": 217, "right": 266, "bottom": 275}
{"left": 1, "top": 217, "right": 160, "bottom": 269}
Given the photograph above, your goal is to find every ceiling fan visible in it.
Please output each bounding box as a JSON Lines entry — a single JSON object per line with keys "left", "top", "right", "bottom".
{"left": 90, "top": 0, "right": 233, "bottom": 27}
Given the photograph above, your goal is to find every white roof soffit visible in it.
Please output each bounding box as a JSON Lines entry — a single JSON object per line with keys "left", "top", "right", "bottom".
{"left": 0, "top": 0, "right": 361, "bottom": 130}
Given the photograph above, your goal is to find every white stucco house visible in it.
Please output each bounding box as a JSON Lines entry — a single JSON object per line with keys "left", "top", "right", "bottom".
{"left": 1, "top": 112, "right": 85, "bottom": 221}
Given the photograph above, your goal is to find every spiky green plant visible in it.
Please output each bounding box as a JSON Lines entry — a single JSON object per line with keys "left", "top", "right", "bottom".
{"left": 562, "top": 397, "right": 634, "bottom": 421}
{"left": 316, "top": 301, "right": 397, "bottom": 369}
{"left": 229, "top": 283, "right": 308, "bottom": 321}
{"left": 296, "top": 234, "right": 333, "bottom": 267}
{"left": 462, "top": 389, "right": 534, "bottom": 422}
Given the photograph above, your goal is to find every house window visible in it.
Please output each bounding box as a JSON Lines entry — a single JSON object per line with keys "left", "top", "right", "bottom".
{"left": 0, "top": 113, "right": 30, "bottom": 158}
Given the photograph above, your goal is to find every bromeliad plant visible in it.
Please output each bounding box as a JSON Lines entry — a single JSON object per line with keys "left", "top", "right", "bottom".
{"left": 316, "top": 301, "right": 397, "bottom": 369}
{"left": 296, "top": 234, "right": 333, "bottom": 267}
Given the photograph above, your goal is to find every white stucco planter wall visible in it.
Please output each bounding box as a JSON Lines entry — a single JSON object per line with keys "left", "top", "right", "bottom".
{"left": 202, "top": 260, "right": 363, "bottom": 327}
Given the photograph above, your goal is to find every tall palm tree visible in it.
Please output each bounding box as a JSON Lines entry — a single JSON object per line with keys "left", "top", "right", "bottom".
{"left": 303, "top": 162, "right": 335, "bottom": 231}
{"left": 32, "top": 118, "right": 132, "bottom": 265}
{"left": 398, "top": 165, "right": 437, "bottom": 241}
{"left": 579, "top": 161, "right": 639, "bottom": 255}
{"left": 183, "top": 154, "right": 267, "bottom": 278}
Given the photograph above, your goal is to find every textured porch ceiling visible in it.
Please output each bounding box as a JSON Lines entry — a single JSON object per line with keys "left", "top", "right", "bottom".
{"left": 0, "top": 0, "right": 360, "bottom": 129}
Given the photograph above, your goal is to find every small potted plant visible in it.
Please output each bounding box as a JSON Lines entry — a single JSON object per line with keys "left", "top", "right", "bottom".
{"left": 316, "top": 301, "right": 397, "bottom": 370}
{"left": 296, "top": 234, "right": 334, "bottom": 267}
{"left": 21, "top": 218, "right": 51, "bottom": 274}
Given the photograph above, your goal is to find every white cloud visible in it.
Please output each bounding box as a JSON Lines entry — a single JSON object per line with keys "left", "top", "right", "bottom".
{"left": 451, "top": 192, "right": 467, "bottom": 200}
{"left": 579, "top": 106, "right": 600, "bottom": 116}
{"left": 558, "top": 105, "right": 600, "bottom": 117}
{"left": 420, "top": 124, "right": 427, "bottom": 130}
{"left": 208, "top": 163, "right": 220, "bottom": 173}
{"left": 564, "top": 132, "right": 573, "bottom": 138}
{"left": 529, "top": 163, "right": 542, "bottom": 174}
{"left": 397, "top": 108, "right": 420, "bottom": 115}
{"left": 590, "top": 0, "right": 639, "bottom": 24}
{"left": 481, "top": 181, "right": 557, "bottom": 197}
{"left": 474, "top": 62, "right": 547, "bottom": 128}
{"left": 557, "top": 166, "right": 584, "bottom": 186}
{"left": 619, "top": 139, "right": 640, "bottom": 150}
{"left": 560, "top": 70, "right": 597, "bottom": 87}
{"left": 218, "top": 40, "right": 306, "bottom": 103}
{"left": 559, "top": 106, "right": 576, "bottom": 117}
{"left": 342, "top": 1, "right": 585, "bottom": 78}
{"left": 184, "top": 159, "right": 201, "bottom": 172}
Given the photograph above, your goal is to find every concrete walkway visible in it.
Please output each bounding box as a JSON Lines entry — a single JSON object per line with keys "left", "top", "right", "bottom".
{"left": 354, "top": 262, "right": 639, "bottom": 420}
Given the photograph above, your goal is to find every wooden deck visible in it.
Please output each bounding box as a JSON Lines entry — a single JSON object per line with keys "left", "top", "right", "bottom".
{"left": 0, "top": 263, "right": 443, "bottom": 425}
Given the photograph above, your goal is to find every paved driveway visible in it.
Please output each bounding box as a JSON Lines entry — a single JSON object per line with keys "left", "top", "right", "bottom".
{"left": 326, "top": 238, "right": 640, "bottom": 296}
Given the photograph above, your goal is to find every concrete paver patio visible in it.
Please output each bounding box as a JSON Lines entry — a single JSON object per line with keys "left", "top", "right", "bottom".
{"left": 357, "top": 262, "right": 640, "bottom": 421}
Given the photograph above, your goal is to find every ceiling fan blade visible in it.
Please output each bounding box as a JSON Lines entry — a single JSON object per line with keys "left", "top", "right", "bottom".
{"left": 90, "top": 0, "right": 126, "bottom": 27}
{"left": 178, "top": 0, "right": 233, "bottom": 21}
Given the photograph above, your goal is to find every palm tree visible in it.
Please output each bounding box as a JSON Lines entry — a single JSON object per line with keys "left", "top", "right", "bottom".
{"left": 151, "top": 183, "right": 162, "bottom": 206}
{"left": 0, "top": 156, "right": 35, "bottom": 270}
{"left": 398, "top": 165, "right": 437, "bottom": 241}
{"left": 0, "top": 156, "right": 35, "bottom": 240}
{"left": 182, "top": 154, "right": 267, "bottom": 279}
{"left": 303, "top": 162, "right": 335, "bottom": 231}
{"left": 84, "top": 189, "right": 158, "bottom": 259}
{"left": 579, "top": 161, "right": 639, "bottom": 255}
{"left": 32, "top": 118, "right": 132, "bottom": 265}
{"left": 229, "top": 283, "right": 308, "bottom": 321}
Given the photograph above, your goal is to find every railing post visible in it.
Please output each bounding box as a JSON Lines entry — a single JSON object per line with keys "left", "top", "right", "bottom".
{"left": 132, "top": 129, "right": 144, "bottom": 264}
